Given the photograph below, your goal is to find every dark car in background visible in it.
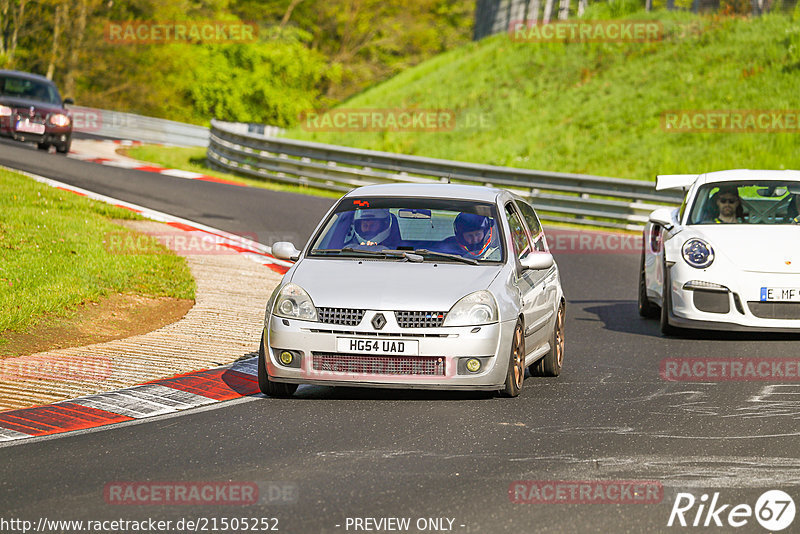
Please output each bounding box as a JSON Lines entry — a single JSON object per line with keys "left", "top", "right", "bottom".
{"left": 0, "top": 69, "right": 73, "bottom": 154}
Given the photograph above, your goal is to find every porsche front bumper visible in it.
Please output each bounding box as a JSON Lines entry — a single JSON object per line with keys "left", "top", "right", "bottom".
{"left": 668, "top": 265, "right": 800, "bottom": 332}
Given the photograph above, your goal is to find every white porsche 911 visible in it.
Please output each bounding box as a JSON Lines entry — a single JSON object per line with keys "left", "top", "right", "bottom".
{"left": 639, "top": 169, "right": 800, "bottom": 335}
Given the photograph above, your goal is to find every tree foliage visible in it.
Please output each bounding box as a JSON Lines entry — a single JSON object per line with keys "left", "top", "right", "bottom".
{"left": 0, "top": 0, "right": 473, "bottom": 126}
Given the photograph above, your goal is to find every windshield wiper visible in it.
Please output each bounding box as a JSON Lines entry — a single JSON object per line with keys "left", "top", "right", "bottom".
{"left": 312, "top": 247, "right": 423, "bottom": 262}
{"left": 412, "top": 249, "right": 478, "bottom": 265}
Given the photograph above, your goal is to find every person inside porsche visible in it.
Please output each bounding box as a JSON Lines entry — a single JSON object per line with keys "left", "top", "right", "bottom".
{"left": 713, "top": 186, "right": 744, "bottom": 224}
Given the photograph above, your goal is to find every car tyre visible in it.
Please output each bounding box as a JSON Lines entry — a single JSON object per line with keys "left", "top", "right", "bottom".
{"left": 258, "top": 336, "right": 298, "bottom": 398}
{"left": 500, "top": 320, "right": 525, "bottom": 397}
{"left": 638, "top": 252, "right": 658, "bottom": 318}
{"left": 530, "top": 302, "right": 565, "bottom": 377}
{"left": 660, "top": 264, "right": 679, "bottom": 336}
{"left": 56, "top": 137, "right": 71, "bottom": 154}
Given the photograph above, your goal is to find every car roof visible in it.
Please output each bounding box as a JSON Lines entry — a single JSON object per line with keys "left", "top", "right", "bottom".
{"left": 697, "top": 169, "right": 800, "bottom": 186}
{"left": 0, "top": 69, "right": 55, "bottom": 84}
{"left": 344, "top": 183, "right": 504, "bottom": 202}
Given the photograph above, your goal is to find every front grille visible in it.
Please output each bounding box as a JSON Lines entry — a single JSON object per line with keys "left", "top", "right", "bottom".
{"left": 311, "top": 353, "right": 446, "bottom": 376}
{"left": 747, "top": 302, "right": 800, "bottom": 320}
{"left": 14, "top": 109, "right": 43, "bottom": 121}
{"left": 307, "top": 329, "right": 450, "bottom": 338}
{"left": 395, "top": 311, "right": 447, "bottom": 328}
{"left": 317, "top": 307, "right": 365, "bottom": 326}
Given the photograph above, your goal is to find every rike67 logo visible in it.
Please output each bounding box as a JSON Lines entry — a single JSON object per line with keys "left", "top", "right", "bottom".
{"left": 668, "top": 490, "right": 795, "bottom": 531}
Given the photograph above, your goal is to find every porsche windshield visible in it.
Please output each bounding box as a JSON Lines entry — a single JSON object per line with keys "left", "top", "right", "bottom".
{"left": 688, "top": 181, "right": 800, "bottom": 225}
{"left": 308, "top": 198, "right": 504, "bottom": 262}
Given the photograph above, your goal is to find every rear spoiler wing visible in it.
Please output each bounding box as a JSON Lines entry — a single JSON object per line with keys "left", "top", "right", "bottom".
{"left": 655, "top": 174, "right": 699, "bottom": 191}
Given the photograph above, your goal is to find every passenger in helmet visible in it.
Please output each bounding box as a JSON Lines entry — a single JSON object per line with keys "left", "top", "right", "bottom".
{"left": 346, "top": 208, "right": 396, "bottom": 247}
{"left": 442, "top": 212, "right": 499, "bottom": 259}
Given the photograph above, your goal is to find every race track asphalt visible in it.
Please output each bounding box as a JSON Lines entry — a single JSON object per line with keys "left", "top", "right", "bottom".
{"left": 1, "top": 138, "right": 798, "bottom": 533}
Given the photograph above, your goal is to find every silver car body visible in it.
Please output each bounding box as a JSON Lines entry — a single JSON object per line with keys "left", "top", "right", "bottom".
{"left": 262, "top": 184, "right": 565, "bottom": 391}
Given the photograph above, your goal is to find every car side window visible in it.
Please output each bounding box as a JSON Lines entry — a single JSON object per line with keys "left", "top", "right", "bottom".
{"left": 505, "top": 203, "right": 532, "bottom": 260}
{"left": 516, "top": 200, "right": 547, "bottom": 252}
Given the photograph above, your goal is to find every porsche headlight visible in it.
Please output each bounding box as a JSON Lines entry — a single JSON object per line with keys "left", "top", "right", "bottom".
{"left": 443, "top": 290, "right": 498, "bottom": 326}
{"left": 682, "top": 238, "right": 714, "bottom": 269}
{"left": 272, "top": 283, "right": 318, "bottom": 321}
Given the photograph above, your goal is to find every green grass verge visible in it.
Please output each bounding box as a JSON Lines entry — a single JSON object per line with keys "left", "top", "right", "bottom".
{"left": 0, "top": 169, "right": 195, "bottom": 337}
{"left": 124, "top": 145, "right": 341, "bottom": 199}
{"left": 285, "top": 9, "right": 800, "bottom": 180}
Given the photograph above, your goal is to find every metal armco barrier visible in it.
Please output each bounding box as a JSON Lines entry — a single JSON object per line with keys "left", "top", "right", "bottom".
{"left": 70, "top": 106, "right": 210, "bottom": 146}
{"left": 208, "top": 119, "right": 680, "bottom": 230}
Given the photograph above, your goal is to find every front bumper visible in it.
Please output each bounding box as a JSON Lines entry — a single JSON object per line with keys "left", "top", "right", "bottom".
{"left": 668, "top": 265, "right": 800, "bottom": 332}
{"left": 0, "top": 118, "right": 71, "bottom": 146}
{"left": 264, "top": 311, "right": 516, "bottom": 390}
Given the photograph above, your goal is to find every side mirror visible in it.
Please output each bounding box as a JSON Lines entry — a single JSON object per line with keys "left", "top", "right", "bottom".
{"left": 271, "top": 242, "right": 300, "bottom": 261}
{"left": 649, "top": 207, "right": 676, "bottom": 229}
{"left": 520, "top": 252, "right": 554, "bottom": 270}
{"left": 63, "top": 97, "right": 74, "bottom": 106}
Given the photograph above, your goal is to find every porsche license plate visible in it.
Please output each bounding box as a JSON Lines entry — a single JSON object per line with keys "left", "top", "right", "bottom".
{"left": 15, "top": 119, "right": 45, "bottom": 135}
{"left": 336, "top": 337, "right": 419, "bottom": 355}
{"left": 760, "top": 287, "right": 800, "bottom": 302}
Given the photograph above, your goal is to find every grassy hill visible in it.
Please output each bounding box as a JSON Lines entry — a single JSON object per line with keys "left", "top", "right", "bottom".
{"left": 286, "top": 8, "right": 800, "bottom": 180}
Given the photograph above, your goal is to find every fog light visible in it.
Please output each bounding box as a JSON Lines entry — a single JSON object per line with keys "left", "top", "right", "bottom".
{"left": 279, "top": 351, "right": 294, "bottom": 366}
{"left": 466, "top": 358, "right": 481, "bottom": 373}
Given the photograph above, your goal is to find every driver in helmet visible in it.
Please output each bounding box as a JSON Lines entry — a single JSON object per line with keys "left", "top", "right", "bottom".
{"left": 346, "top": 208, "right": 396, "bottom": 247}
{"left": 448, "top": 212, "right": 499, "bottom": 259}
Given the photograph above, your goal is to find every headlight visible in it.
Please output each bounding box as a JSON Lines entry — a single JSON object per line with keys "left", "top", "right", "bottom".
{"left": 443, "top": 290, "right": 498, "bottom": 326}
{"left": 49, "top": 113, "right": 70, "bottom": 127}
{"left": 682, "top": 238, "right": 714, "bottom": 269}
{"left": 264, "top": 285, "right": 282, "bottom": 326}
{"left": 272, "top": 283, "right": 318, "bottom": 321}
{"left": 0, "top": 105, "right": 12, "bottom": 117}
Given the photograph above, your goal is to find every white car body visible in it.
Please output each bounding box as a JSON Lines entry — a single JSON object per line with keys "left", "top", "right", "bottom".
{"left": 640, "top": 169, "right": 800, "bottom": 333}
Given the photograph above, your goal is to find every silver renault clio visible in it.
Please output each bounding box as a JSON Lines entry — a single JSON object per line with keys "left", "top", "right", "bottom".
{"left": 259, "top": 184, "right": 565, "bottom": 397}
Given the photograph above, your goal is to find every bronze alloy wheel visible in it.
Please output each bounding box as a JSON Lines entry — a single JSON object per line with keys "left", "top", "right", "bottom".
{"left": 554, "top": 304, "right": 565, "bottom": 369}
{"left": 530, "top": 302, "right": 565, "bottom": 377}
{"left": 501, "top": 321, "right": 525, "bottom": 397}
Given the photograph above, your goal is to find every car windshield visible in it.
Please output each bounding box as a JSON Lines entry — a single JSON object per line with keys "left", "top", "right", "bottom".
{"left": 308, "top": 197, "right": 504, "bottom": 263}
{"left": 0, "top": 75, "right": 61, "bottom": 105}
{"left": 688, "top": 181, "right": 800, "bottom": 225}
